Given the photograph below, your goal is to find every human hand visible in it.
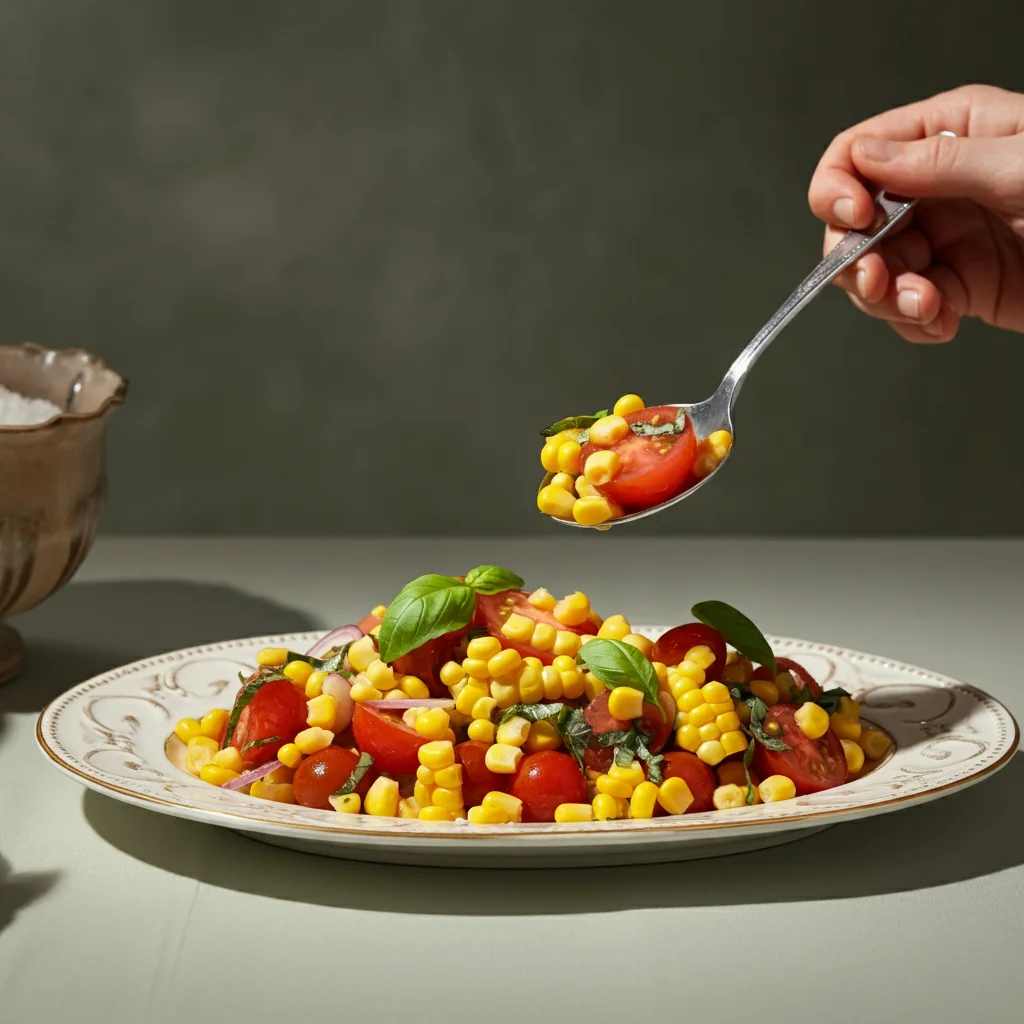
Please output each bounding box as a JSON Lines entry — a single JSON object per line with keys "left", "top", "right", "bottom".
{"left": 808, "top": 84, "right": 1024, "bottom": 342}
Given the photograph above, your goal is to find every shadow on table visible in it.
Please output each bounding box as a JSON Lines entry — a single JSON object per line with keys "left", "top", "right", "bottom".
{"left": 0, "top": 853, "right": 59, "bottom": 935}
{"left": 84, "top": 750, "right": 1024, "bottom": 914}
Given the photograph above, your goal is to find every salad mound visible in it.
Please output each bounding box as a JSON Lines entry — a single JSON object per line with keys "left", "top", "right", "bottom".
{"left": 173, "top": 566, "right": 892, "bottom": 824}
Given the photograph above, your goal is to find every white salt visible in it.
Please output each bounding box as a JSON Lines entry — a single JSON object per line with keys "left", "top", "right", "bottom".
{"left": 0, "top": 383, "right": 62, "bottom": 426}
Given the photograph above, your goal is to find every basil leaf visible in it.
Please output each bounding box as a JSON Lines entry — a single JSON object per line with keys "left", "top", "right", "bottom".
{"left": 613, "top": 745, "right": 636, "bottom": 769}
{"left": 745, "top": 696, "right": 790, "bottom": 752}
{"left": 376, "top": 574, "right": 477, "bottom": 664}
{"left": 238, "top": 671, "right": 248, "bottom": 687}
{"left": 743, "top": 737, "right": 757, "bottom": 805}
{"left": 281, "top": 645, "right": 353, "bottom": 677}
{"left": 333, "top": 752, "right": 374, "bottom": 797}
{"left": 558, "top": 707, "right": 592, "bottom": 772}
{"left": 691, "top": 600, "right": 776, "bottom": 678}
{"left": 577, "top": 638, "right": 663, "bottom": 718}
{"left": 795, "top": 685, "right": 852, "bottom": 715}
{"left": 222, "top": 676, "right": 283, "bottom": 749}
{"left": 595, "top": 728, "right": 634, "bottom": 748}
{"left": 498, "top": 702, "right": 567, "bottom": 727}
{"left": 628, "top": 406, "right": 687, "bottom": 438}
{"left": 240, "top": 735, "right": 281, "bottom": 753}
{"left": 634, "top": 732, "right": 664, "bottom": 783}
{"left": 540, "top": 410, "right": 608, "bottom": 437}
{"left": 464, "top": 565, "right": 525, "bottom": 596}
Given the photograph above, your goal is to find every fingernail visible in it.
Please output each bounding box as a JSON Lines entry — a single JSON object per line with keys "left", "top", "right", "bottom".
{"left": 856, "top": 268, "right": 867, "bottom": 298}
{"left": 856, "top": 137, "right": 903, "bottom": 162}
{"left": 896, "top": 289, "right": 920, "bottom": 319}
{"left": 832, "top": 197, "right": 856, "bottom": 227}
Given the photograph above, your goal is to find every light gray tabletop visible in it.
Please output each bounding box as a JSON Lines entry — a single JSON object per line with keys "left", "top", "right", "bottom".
{"left": 2, "top": 538, "right": 1022, "bottom": 1024}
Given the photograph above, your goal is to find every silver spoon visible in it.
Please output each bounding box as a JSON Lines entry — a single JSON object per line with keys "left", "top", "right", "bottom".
{"left": 555, "top": 133, "right": 954, "bottom": 529}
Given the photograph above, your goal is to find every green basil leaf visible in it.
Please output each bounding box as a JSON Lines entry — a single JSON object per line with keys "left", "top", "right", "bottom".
{"left": 795, "top": 685, "right": 852, "bottom": 715}
{"left": 333, "top": 752, "right": 375, "bottom": 797}
{"left": 540, "top": 411, "right": 608, "bottom": 437}
{"left": 595, "top": 728, "right": 634, "bottom": 748}
{"left": 634, "top": 732, "right": 664, "bottom": 783}
{"left": 498, "top": 703, "right": 567, "bottom": 727}
{"left": 745, "top": 696, "right": 790, "bottom": 752}
{"left": 558, "top": 707, "right": 592, "bottom": 772}
{"left": 628, "top": 406, "right": 687, "bottom": 438}
{"left": 613, "top": 745, "right": 636, "bottom": 769}
{"left": 691, "top": 600, "right": 776, "bottom": 678}
{"left": 577, "top": 638, "right": 663, "bottom": 718}
{"left": 464, "top": 565, "right": 525, "bottom": 596}
{"left": 240, "top": 735, "right": 281, "bottom": 754}
{"left": 222, "top": 676, "right": 283, "bottom": 749}
{"left": 281, "top": 645, "right": 353, "bottom": 677}
{"left": 743, "top": 737, "right": 757, "bottom": 805}
{"left": 376, "top": 574, "right": 477, "bottom": 664}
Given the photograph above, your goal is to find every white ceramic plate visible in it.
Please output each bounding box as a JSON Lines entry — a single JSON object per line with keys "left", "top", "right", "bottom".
{"left": 37, "top": 629, "right": 1018, "bottom": 867}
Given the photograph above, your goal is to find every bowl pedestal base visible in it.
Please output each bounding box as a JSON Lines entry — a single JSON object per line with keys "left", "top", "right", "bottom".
{"left": 0, "top": 623, "right": 25, "bottom": 685}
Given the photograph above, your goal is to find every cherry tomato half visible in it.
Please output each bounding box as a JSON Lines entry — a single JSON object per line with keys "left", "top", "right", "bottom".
{"left": 775, "top": 657, "right": 823, "bottom": 699}
{"left": 230, "top": 678, "right": 309, "bottom": 768}
{"left": 511, "top": 751, "right": 589, "bottom": 822}
{"left": 579, "top": 405, "right": 697, "bottom": 511}
{"left": 351, "top": 703, "right": 427, "bottom": 776}
{"left": 455, "top": 740, "right": 511, "bottom": 807}
{"left": 356, "top": 614, "right": 382, "bottom": 634}
{"left": 392, "top": 625, "right": 470, "bottom": 697}
{"left": 293, "top": 746, "right": 377, "bottom": 809}
{"left": 655, "top": 751, "right": 716, "bottom": 813}
{"left": 475, "top": 590, "right": 590, "bottom": 664}
{"left": 651, "top": 622, "right": 728, "bottom": 681}
{"left": 752, "top": 703, "right": 847, "bottom": 794}
{"left": 582, "top": 689, "right": 672, "bottom": 753}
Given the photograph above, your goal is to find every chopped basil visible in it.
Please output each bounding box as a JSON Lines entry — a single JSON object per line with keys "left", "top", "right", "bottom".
{"left": 795, "top": 685, "right": 852, "bottom": 714}
{"left": 558, "top": 707, "right": 592, "bottom": 772}
{"left": 691, "top": 600, "right": 776, "bottom": 678}
{"left": 540, "top": 410, "right": 608, "bottom": 437}
{"left": 240, "top": 735, "right": 281, "bottom": 753}
{"left": 280, "top": 645, "right": 353, "bottom": 677}
{"left": 332, "top": 752, "right": 375, "bottom": 797}
{"left": 464, "top": 565, "right": 525, "bottom": 596}
{"left": 745, "top": 696, "right": 790, "bottom": 752}
{"left": 376, "top": 574, "right": 477, "bottom": 665}
{"left": 627, "top": 406, "right": 687, "bottom": 437}
{"left": 499, "top": 702, "right": 567, "bottom": 727}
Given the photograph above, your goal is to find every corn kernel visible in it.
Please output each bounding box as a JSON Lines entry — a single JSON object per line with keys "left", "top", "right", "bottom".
{"left": 549, "top": 593, "right": 587, "bottom": 628}
{"left": 426, "top": 765, "right": 458, "bottom": 791}
{"left": 256, "top": 647, "right": 288, "bottom": 667}
{"left": 414, "top": 780, "right": 434, "bottom": 806}
{"left": 749, "top": 679, "right": 779, "bottom": 705}
{"left": 691, "top": 451, "right": 719, "bottom": 479}
{"left": 524, "top": 719, "right": 561, "bottom": 752}
{"left": 501, "top": 613, "right": 536, "bottom": 643}
{"left": 363, "top": 776, "right": 400, "bottom": 816}
{"left": 736, "top": 703, "right": 751, "bottom": 725}
{"left": 557, "top": 440, "right": 583, "bottom": 475}
{"left": 758, "top": 775, "right": 796, "bottom": 802}
{"left": 721, "top": 656, "right": 753, "bottom": 685}
{"left": 490, "top": 679, "right": 519, "bottom": 709}
{"left": 628, "top": 780, "right": 659, "bottom": 819}
{"left": 618, "top": 635, "right": 653, "bottom": 662}
{"left": 574, "top": 476, "right": 600, "bottom": 499}
{"left": 842, "top": 738, "right": 866, "bottom": 774}
{"left": 250, "top": 781, "right": 296, "bottom": 803}
{"left": 200, "top": 764, "right": 240, "bottom": 787}
{"left": 517, "top": 663, "right": 545, "bottom": 703}
{"left": 676, "top": 660, "right": 707, "bottom": 684}
{"left": 305, "top": 693, "right": 337, "bottom": 730}
{"left": 561, "top": 669, "right": 586, "bottom": 699}
{"left": 707, "top": 429, "right": 734, "bottom": 461}
{"left": 272, "top": 742, "right": 300, "bottom": 769}
{"left": 794, "top": 702, "right": 829, "bottom": 739}
{"left": 484, "top": 743, "right": 522, "bottom": 774}
{"left": 467, "top": 635, "right": 502, "bottom": 660}
{"left": 462, "top": 657, "right": 490, "bottom": 680}
{"left": 678, "top": 689, "right": 706, "bottom": 714}
{"left": 402, "top": 707, "right": 425, "bottom": 728}
{"left": 684, "top": 645, "right": 716, "bottom": 671}
{"left": 859, "top": 728, "right": 892, "bottom": 761}
{"left": 294, "top": 727, "right": 335, "bottom": 755}
{"left": 838, "top": 697, "right": 861, "bottom": 720}
{"left": 174, "top": 718, "right": 204, "bottom": 744}
{"left": 438, "top": 661, "right": 465, "bottom": 689}
{"left": 494, "top": 715, "right": 529, "bottom": 747}
{"left": 572, "top": 496, "right": 615, "bottom": 526}
{"left": 482, "top": 791, "right": 523, "bottom": 823}
{"left": 592, "top": 793, "right": 620, "bottom": 820}
{"left": 467, "top": 805, "right": 506, "bottom": 824}
{"left": 669, "top": 675, "right": 700, "bottom": 701}
{"left": 676, "top": 724, "right": 701, "bottom": 751}
{"left": 708, "top": 702, "right": 733, "bottom": 719}
{"left": 212, "top": 746, "right": 243, "bottom": 772}
{"left": 366, "top": 659, "right": 397, "bottom": 691}
{"left": 414, "top": 707, "right": 451, "bottom": 740}
{"left": 398, "top": 674, "right": 430, "bottom": 699}
{"left": 579, "top": 676, "right": 602, "bottom": 705}
{"left": 613, "top": 393, "right": 645, "bottom": 417}
{"left": 701, "top": 681, "right": 730, "bottom": 705}
{"left": 432, "top": 785, "right": 464, "bottom": 812}
{"left": 527, "top": 587, "right": 556, "bottom": 612}
{"left": 720, "top": 729, "right": 749, "bottom": 756}
{"left": 657, "top": 776, "right": 694, "bottom": 815}
{"left": 688, "top": 703, "right": 717, "bottom": 728}
{"left": 469, "top": 695, "right": 496, "bottom": 721}
{"left": 540, "top": 441, "right": 561, "bottom": 473}
{"left": 538, "top": 484, "right": 576, "bottom": 519}
{"left": 548, "top": 802, "right": 591, "bottom": 823}
{"left": 588, "top": 414, "right": 629, "bottom": 447}
{"left": 184, "top": 736, "right": 219, "bottom": 775}
{"left": 830, "top": 713, "right": 862, "bottom": 741}
{"left": 538, "top": 664, "right": 562, "bottom": 701}
{"left": 419, "top": 805, "right": 455, "bottom": 822}
{"left": 263, "top": 764, "right": 293, "bottom": 785}
{"left": 414, "top": 739, "right": 453, "bottom": 771}
{"left": 398, "top": 796, "right": 420, "bottom": 818}
{"left": 607, "top": 686, "right": 644, "bottom": 721}
{"left": 327, "top": 792, "right": 361, "bottom": 814}
{"left": 344, "top": 635, "right": 374, "bottom": 673}
{"left": 488, "top": 647, "right": 522, "bottom": 679}
{"left": 548, "top": 654, "right": 574, "bottom": 675}
{"left": 583, "top": 449, "right": 621, "bottom": 487}
{"left": 415, "top": 767, "right": 436, "bottom": 789}
{"left": 716, "top": 711, "right": 741, "bottom": 733}
{"left": 696, "top": 740, "right": 727, "bottom": 766}
{"left": 698, "top": 721, "right": 721, "bottom": 743}
{"left": 596, "top": 614, "right": 630, "bottom": 640}
{"left": 200, "top": 708, "right": 230, "bottom": 739}
{"left": 283, "top": 659, "right": 314, "bottom": 686}
{"left": 605, "top": 763, "right": 642, "bottom": 792}
{"left": 349, "top": 680, "right": 382, "bottom": 703}
{"left": 596, "top": 774, "right": 633, "bottom": 799}
{"left": 467, "top": 719, "right": 496, "bottom": 743}
{"left": 551, "top": 630, "right": 581, "bottom": 658}
{"left": 301, "top": 669, "right": 326, "bottom": 699}
{"left": 713, "top": 784, "right": 748, "bottom": 810}
{"left": 652, "top": 661, "right": 669, "bottom": 686}
{"left": 452, "top": 682, "right": 486, "bottom": 716}
{"left": 774, "top": 671, "right": 797, "bottom": 700}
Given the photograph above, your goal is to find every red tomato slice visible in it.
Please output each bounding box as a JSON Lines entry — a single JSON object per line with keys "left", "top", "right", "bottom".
{"left": 392, "top": 626, "right": 470, "bottom": 697}
{"left": 230, "top": 679, "right": 309, "bottom": 768}
{"left": 475, "top": 590, "right": 590, "bottom": 665}
{"left": 750, "top": 665, "right": 773, "bottom": 683}
{"left": 455, "top": 740, "right": 511, "bottom": 806}
{"left": 579, "top": 405, "right": 697, "bottom": 510}
{"left": 510, "top": 751, "right": 589, "bottom": 822}
{"left": 752, "top": 703, "right": 847, "bottom": 794}
{"left": 651, "top": 622, "right": 727, "bottom": 680}
{"left": 351, "top": 703, "right": 427, "bottom": 776}
{"left": 583, "top": 689, "right": 672, "bottom": 753}
{"left": 356, "top": 614, "right": 382, "bottom": 633}
{"left": 655, "top": 751, "right": 716, "bottom": 813}
{"left": 293, "top": 746, "right": 376, "bottom": 809}
{"left": 775, "top": 657, "right": 823, "bottom": 699}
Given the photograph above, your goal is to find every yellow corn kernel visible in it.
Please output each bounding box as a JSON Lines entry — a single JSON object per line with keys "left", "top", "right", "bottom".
{"left": 174, "top": 718, "right": 204, "bottom": 744}
{"left": 496, "top": 715, "right": 530, "bottom": 747}
{"left": 301, "top": 670, "right": 326, "bottom": 699}
{"left": 363, "top": 776, "right": 400, "bottom": 817}
{"left": 675, "top": 710, "right": 689, "bottom": 727}
{"left": 720, "top": 729, "right": 749, "bottom": 756}
{"left": 490, "top": 679, "right": 519, "bottom": 709}
{"left": 452, "top": 682, "right": 487, "bottom": 716}
{"left": 774, "top": 671, "right": 797, "bottom": 701}
{"left": 618, "top": 635, "right": 653, "bottom": 662}
{"left": 652, "top": 661, "right": 669, "bottom": 687}
{"left": 283, "top": 659, "right": 314, "bottom": 686}
{"left": 701, "top": 681, "right": 730, "bottom": 705}
{"left": 677, "top": 688, "right": 706, "bottom": 714}
{"left": 304, "top": 693, "right": 336, "bottom": 731}
{"left": 859, "top": 728, "right": 892, "bottom": 761}
{"left": 572, "top": 496, "right": 615, "bottom": 526}
{"left": 416, "top": 766, "right": 436, "bottom": 787}
{"left": 537, "top": 484, "right": 576, "bottom": 520}
{"left": 345, "top": 635, "right": 376, "bottom": 673}
{"left": 366, "top": 603, "right": 386, "bottom": 619}
{"left": 294, "top": 727, "right": 335, "bottom": 755}
{"left": 187, "top": 734, "right": 219, "bottom": 756}
{"left": 467, "top": 635, "right": 502, "bottom": 660}
{"left": 539, "top": 664, "right": 563, "bottom": 701}
{"left": 461, "top": 657, "right": 489, "bottom": 680}
{"left": 707, "top": 429, "right": 734, "bottom": 461}
{"left": 536, "top": 619, "right": 563, "bottom": 651}
{"left": 402, "top": 707, "right": 425, "bottom": 728}
{"left": 562, "top": 670, "right": 585, "bottom": 700}
{"left": 794, "top": 702, "right": 829, "bottom": 739}
{"left": 517, "top": 664, "right": 545, "bottom": 703}
{"left": 688, "top": 702, "right": 717, "bottom": 728}
{"left": 467, "top": 719, "right": 496, "bottom": 743}
{"left": 262, "top": 763, "right": 293, "bottom": 784}
{"left": 842, "top": 738, "right": 866, "bottom": 774}
{"left": 709, "top": 701, "right": 734, "bottom": 718}
{"left": 416, "top": 738, "right": 454, "bottom": 771}
{"left": 397, "top": 674, "right": 429, "bottom": 699}
{"left": 552, "top": 802, "right": 593, "bottom": 823}
{"left": 349, "top": 680, "right": 382, "bottom": 703}
{"left": 432, "top": 785, "right": 464, "bottom": 812}
{"left": 583, "top": 450, "right": 621, "bottom": 487}
{"left": 605, "top": 763, "right": 642, "bottom": 792}
{"left": 482, "top": 791, "right": 523, "bottom": 823}
{"left": 366, "top": 659, "right": 397, "bottom": 691}
{"left": 758, "top": 775, "right": 796, "bottom": 803}
{"left": 613, "top": 393, "right": 645, "bottom": 417}
{"left": 540, "top": 441, "right": 561, "bottom": 473}
{"left": 470, "top": 695, "right": 497, "bottom": 721}
{"left": 547, "top": 472, "right": 574, "bottom": 493}
{"left": 691, "top": 450, "right": 719, "bottom": 479}
{"left": 271, "top": 742, "right": 300, "bottom": 769}
{"left": 557, "top": 440, "right": 582, "bottom": 475}
{"left": 682, "top": 645, "right": 715, "bottom": 671}
{"left": 597, "top": 614, "right": 631, "bottom": 640}
{"left": 484, "top": 743, "right": 523, "bottom": 774}
{"left": 676, "top": 724, "right": 701, "bottom": 751}
{"left": 716, "top": 710, "right": 741, "bottom": 733}
{"left": 588, "top": 414, "right": 630, "bottom": 447}
{"left": 212, "top": 745, "right": 243, "bottom": 772}
{"left": 607, "top": 686, "right": 644, "bottom": 721}
{"left": 184, "top": 739, "right": 218, "bottom": 776}
{"left": 592, "top": 793, "right": 620, "bottom": 821}
{"left": 550, "top": 592, "right": 588, "bottom": 628}
{"left": 500, "top": 613, "right": 535, "bottom": 644}
{"left": 736, "top": 702, "right": 751, "bottom": 725}
{"left": 488, "top": 647, "right": 522, "bottom": 679}
{"left": 676, "top": 660, "right": 707, "bottom": 685}
{"left": 250, "top": 781, "right": 296, "bottom": 803}
{"left": 696, "top": 740, "right": 727, "bottom": 766}
{"left": 413, "top": 779, "right": 435, "bottom": 806}
{"left": 199, "top": 764, "right": 240, "bottom": 787}
{"left": 749, "top": 679, "right": 779, "bottom": 705}
{"left": 657, "top": 776, "right": 694, "bottom": 815}
{"left": 574, "top": 475, "right": 601, "bottom": 499}
{"left": 596, "top": 774, "right": 633, "bottom": 799}
{"left": 397, "top": 796, "right": 420, "bottom": 818}
{"left": 414, "top": 707, "right": 451, "bottom": 741}
{"left": 721, "top": 656, "right": 753, "bottom": 685}
{"left": 698, "top": 721, "right": 721, "bottom": 743}
{"left": 439, "top": 660, "right": 467, "bottom": 689}
{"left": 428, "top": 766, "right": 459, "bottom": 791}
{"left": 199, "top": 708, "right": 230, "bottom": 739}
{"left": 830, "top": 713, "right": 862, "bottom": 741}
{"left": 256, "top": 647, "right": 288, "bottom": 667}
{"left": 582, "top": 672, "right": 605, "bottom": 701}
{"left": 419, "top": 805, "right": 455, "bottom": 822}
{"left": 837, "top": 696, "right": 861, "bottom": 721}
{"left": 524, "top": 719, "right": 562, "bottom": 752}
{"left": 713, "top": 784, "right": 748, "bottom": 810}
{"left": 524, "top": 586, "right": 555, "bottom": 612}
{"left": 465, "top": 804, "right": 504, "bottom": 824}
{"left": 552, "top": 630, "right": 582, "bottom": 658}
{"left": 625, "top": 780, "right": 657, "bottom": 819}
{"left": 668, "top": 675, "right": 700, "bottom": 701}
{"left": 325, "top": 791, "right": 361, "bottom": 815}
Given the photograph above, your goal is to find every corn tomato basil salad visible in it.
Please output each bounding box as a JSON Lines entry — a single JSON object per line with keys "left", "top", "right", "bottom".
{"left": 174, "top": 566, "right": 892, "bottom": 825}
{"left": 536, "top": 393, "right": 735, "bottom": 527}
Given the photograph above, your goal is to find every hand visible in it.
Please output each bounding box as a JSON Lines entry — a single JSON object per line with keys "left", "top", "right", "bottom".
{"left": 808, "top": 84, "right": 1024, "bottom": 342}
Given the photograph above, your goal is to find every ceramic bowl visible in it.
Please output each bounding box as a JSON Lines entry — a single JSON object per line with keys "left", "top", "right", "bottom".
{"left": 0, "top": 343, "right": 126, "bottom": 684}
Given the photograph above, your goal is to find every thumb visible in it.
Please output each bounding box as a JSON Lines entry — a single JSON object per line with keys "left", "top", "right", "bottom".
{"left": 850, "top": 133, "right": 1024, "bottom": 207}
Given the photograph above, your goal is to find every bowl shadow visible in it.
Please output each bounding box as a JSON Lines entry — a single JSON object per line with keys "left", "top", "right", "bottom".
{"left": 83, "top": 750, "right": 1024, "bottom": 915}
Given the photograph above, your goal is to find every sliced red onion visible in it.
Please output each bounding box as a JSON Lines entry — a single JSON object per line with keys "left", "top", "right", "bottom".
{"left": 363, "top": 698, "right": 455, "bottom": 710}
{"left": 222, "top": 759, "right": 283, "bottom": 791}
{"left": 305, "top": 624, "right": 364, "bottom": 659}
